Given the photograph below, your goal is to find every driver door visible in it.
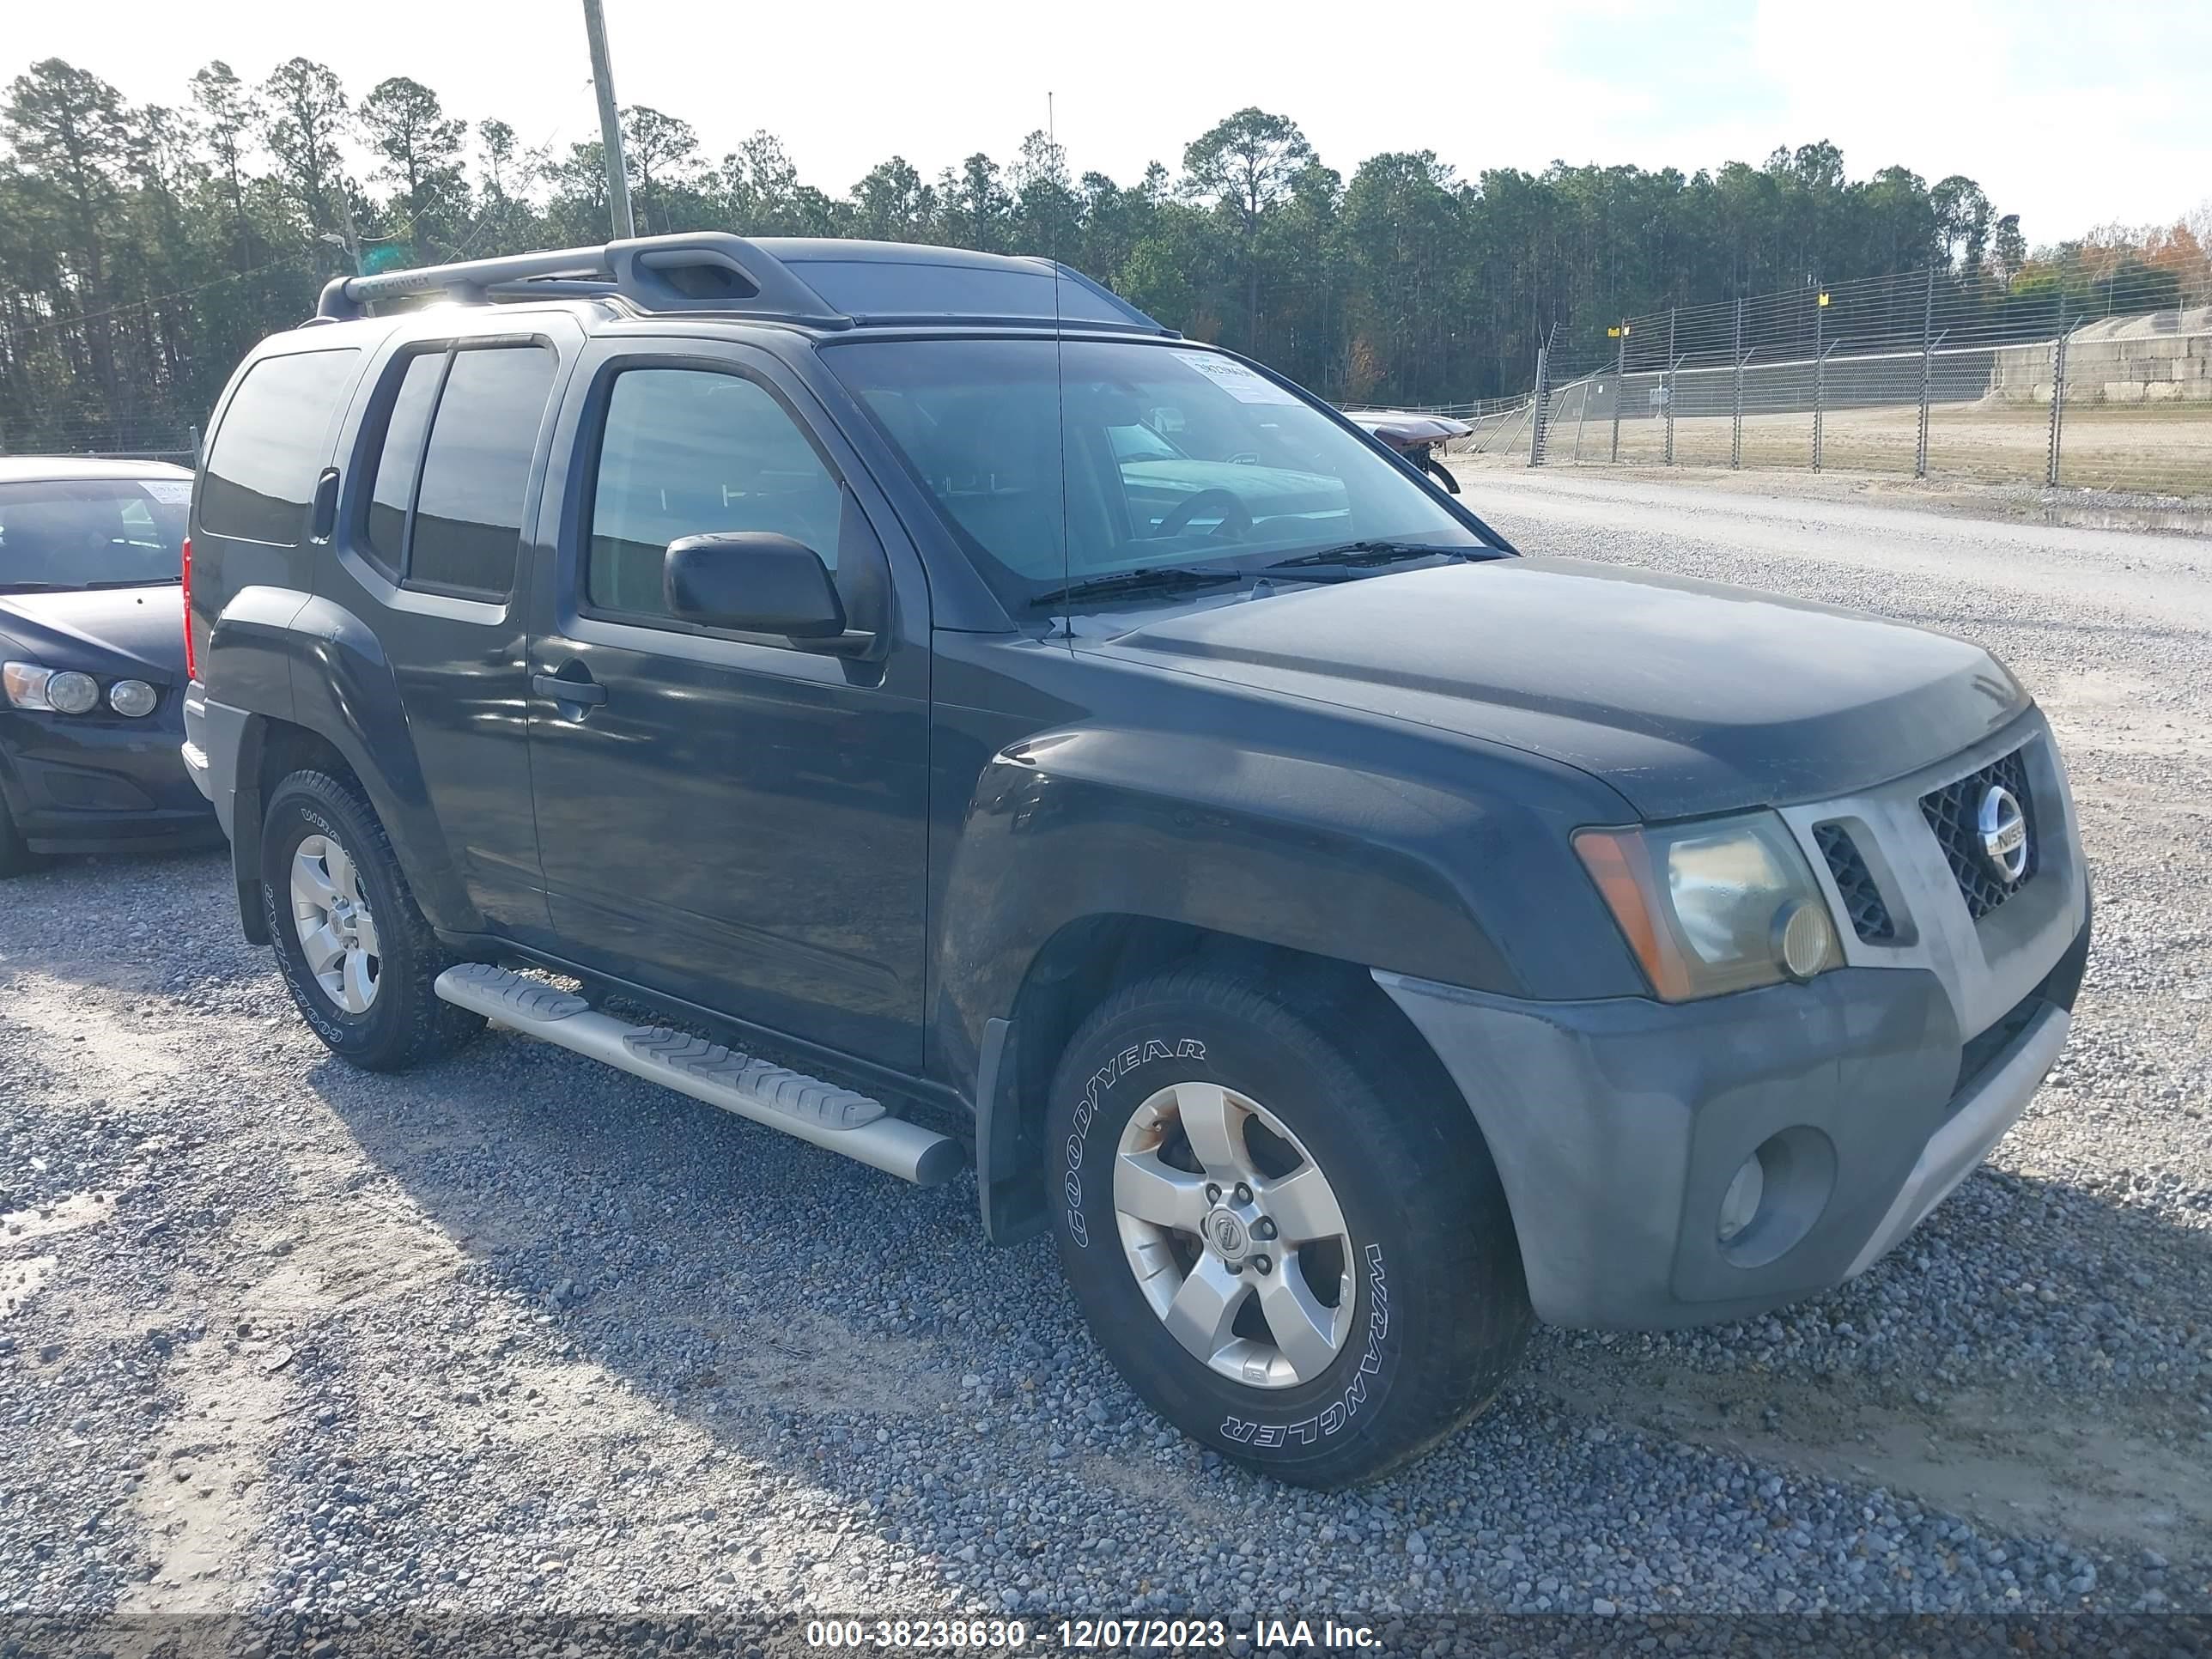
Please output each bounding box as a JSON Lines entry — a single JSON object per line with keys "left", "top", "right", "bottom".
{"left": 523, "top": 338, "right": 932, "bottom": 1070}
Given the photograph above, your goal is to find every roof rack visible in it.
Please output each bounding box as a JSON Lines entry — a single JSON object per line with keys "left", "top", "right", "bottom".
{"left": 312, "top": 230, "right": 1177, "bottom": 337}
{"left": 314, "top": 231, "right": 853, "bottom": 327}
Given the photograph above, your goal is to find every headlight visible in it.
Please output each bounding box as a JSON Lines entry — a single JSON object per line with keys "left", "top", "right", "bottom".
{"left": 1574, "top": 811, "right": 1840, "bottom": 1000}
{"left": 3, "top": 662, "right": 103, "bottom": 715}
{"left": 108, "top": 679, "right": 158, "bottom": 718}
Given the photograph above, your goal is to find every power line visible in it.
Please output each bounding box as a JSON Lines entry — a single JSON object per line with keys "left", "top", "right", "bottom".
{"left": 0, "top": 252, "right": 315, "bottom": 349}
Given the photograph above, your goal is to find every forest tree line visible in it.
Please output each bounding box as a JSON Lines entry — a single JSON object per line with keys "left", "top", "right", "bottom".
{"left": 3, "top": 54, "right": 2208, "bottom": 452}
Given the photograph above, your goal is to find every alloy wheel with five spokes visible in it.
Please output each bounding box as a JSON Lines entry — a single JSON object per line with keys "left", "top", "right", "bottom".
{"left": 290, "top": 832, "right": 381, "bottom": 1015}
{"left": 1113, "top": 1079, "right": 1357, "bottom": 1389}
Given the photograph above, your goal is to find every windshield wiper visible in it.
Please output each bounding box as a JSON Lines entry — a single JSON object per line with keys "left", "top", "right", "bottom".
{"left": 1264, "top": 540, "right": 1475, "bottom": 573}
{"left": 1036, "top": 566, "right": 1245, "bottom": 609}
{"left": 0, "top": 581, "right": 74, "bottom": 593}
{"left": 83, "top": 575, "right": 181, "bottom": 588}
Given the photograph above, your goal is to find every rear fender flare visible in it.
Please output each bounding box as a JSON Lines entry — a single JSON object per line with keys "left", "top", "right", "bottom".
{"left": 209, "top": 590, "right": 479, "bottom": 936}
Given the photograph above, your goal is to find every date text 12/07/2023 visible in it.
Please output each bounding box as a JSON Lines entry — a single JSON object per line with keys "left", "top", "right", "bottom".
{"left": 802, "top": 1618, "right": 1383, "bottom": 1650}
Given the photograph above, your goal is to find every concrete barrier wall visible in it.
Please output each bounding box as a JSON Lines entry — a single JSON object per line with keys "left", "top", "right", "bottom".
{"left": 1990, "top": 307, "right": 2212, "bottom": 405}
{"left": 1571, "top": 346, "right": 2000, "bottom": 424}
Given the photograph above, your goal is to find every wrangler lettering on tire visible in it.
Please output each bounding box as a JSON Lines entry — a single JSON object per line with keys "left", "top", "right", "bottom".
{"left": 1045, "top": 963, "right": 1531, "bottom": 1488}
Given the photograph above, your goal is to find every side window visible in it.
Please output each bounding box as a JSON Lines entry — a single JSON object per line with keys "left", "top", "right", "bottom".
{"left": 363, "top": 351, "right": 447, "bottom": 574}
{"left": 406, "top": 344, "right": 558, "bottom": 599}
{"left": 586, "top": 368, "right": 844, "bottom": 622}
{"left": 200, "top": 349, "right": 362, "bottom": 545}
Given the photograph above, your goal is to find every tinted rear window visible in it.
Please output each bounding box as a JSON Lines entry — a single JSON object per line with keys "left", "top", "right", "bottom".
{"left": 199, "top": 349, "right": 362, "bottom": 544}
{"left": 405, "top": 345, "right": 557, "bottom": 599}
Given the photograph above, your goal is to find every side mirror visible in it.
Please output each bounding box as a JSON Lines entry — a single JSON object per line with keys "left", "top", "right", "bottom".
{"left": 663, "top": 532, "right": 848, "bottom": 641}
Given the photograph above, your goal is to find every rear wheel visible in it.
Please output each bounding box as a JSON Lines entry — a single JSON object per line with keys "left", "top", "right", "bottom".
{"left": 261, "top": 769, "right": 483, "bottom": 1071}
{"left": 1046, "top": 964, "right": 1531, "bottom": 1487}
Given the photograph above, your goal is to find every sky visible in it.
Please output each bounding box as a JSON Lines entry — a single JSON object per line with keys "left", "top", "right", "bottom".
{"left": 13, "top": 0, "right": 2210, "bottom": 247}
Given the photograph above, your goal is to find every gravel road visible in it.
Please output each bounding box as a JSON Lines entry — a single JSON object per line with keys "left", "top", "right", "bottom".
{"left": 3, "top": 471, "right": 2208, "bottom": 1644}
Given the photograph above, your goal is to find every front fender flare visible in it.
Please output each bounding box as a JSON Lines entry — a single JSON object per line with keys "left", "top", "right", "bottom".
{"left": 930, "top": 721, "right": 1644, "bottom": 1099}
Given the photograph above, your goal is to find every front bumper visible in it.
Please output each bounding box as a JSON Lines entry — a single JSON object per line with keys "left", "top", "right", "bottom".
{"left": 1, "top": 704, "right": 219, "bottom": 855}
{"left": 1380, "top": 917, "right": 2086, "bottom": 1328}
{"left": 1378, "top": 709, "right": 2091, "bottom": 1330}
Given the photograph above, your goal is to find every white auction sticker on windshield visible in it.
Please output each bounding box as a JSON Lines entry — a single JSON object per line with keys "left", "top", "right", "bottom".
{"left": 140, "top": 481, "right": 193, "bottom": 504}
{"left": 1172, "top": 349, "right": 1302, "bottom": 405}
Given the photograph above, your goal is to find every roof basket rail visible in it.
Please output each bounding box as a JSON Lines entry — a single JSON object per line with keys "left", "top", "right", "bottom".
{"left": 313, "top": 231, "right": 851, "bottom": 328}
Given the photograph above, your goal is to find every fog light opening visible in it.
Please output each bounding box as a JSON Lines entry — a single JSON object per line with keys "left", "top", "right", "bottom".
{"left": 1717, "top": 1126, "right": 1838, "bottom": 1269}
{"left": 1717, "top": 1154, "right": 1765, "bottom": 1244}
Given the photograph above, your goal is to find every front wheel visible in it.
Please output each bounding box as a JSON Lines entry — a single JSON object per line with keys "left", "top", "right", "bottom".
{"left": 1046, "top": 965, "right": 1530, "bottom": 1487}
{"left": 0, "top": 798, "right": 40, "bottom": 878}
{"left": 260, "top": 769, "right": 483, "bottom": 1071}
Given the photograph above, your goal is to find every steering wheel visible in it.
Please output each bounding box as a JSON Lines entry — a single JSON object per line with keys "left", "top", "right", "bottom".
{"left": 1154, "top": 487, "right": 1254, "bottom": 541}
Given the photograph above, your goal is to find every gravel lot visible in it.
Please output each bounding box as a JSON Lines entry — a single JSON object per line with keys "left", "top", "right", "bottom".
{"left": 3, "top": 471, "right": 2209, "bottom": 1643}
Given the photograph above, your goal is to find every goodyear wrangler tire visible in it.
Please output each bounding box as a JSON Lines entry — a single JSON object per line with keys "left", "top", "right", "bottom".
{"left": 261, "top": 770, "right": 483, "bottom": 1073}
{"left": 1046, "top": 964, "right": 1531, "bottom": 1488}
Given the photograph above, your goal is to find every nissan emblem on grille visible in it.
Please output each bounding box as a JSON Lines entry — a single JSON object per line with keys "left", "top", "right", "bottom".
{"left": 1920, "top": 747, "right": 2038, "bottom": 921}
{"left": 1978, "top": 784, "right": 2028, "bottom": 881}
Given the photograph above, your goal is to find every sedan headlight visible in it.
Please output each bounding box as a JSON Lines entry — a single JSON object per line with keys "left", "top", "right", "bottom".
{"left": 3, "top": 662, "right": 102, "bottom": 715}
{"left": 108, "top": 678, "right": 158, "bottom": 718}
{"left": 1574, "top": 811, "right": 1841, "bottom": 1000}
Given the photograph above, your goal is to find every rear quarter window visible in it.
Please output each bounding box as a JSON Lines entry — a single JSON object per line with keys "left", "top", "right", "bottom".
{"left": 199, "top": 348, "right": 362, "bottom": 545}
{"left": 403, "top": 344, "right": 558, "bottom": 600}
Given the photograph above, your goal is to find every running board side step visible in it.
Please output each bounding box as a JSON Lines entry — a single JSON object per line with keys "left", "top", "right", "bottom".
{"left": 434, "top": 964, "right": 963, "bottom": 1187}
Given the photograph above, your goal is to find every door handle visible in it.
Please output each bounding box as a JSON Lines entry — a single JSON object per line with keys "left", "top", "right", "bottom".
{"left": 532, "top": 672, "right": 606, "bottom": 706}
{"left": 309, "top": 469, "right": 340, "bottom": 544}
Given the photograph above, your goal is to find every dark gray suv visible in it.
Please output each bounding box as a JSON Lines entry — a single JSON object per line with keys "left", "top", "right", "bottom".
{"left": 180, "top": 232, "right": 2090, "bottom": 1486}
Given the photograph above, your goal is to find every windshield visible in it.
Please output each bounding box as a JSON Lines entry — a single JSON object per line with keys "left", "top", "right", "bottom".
{"left": 0, "top": 477, "right": 189, "bottom": 592}
{"left": 823, "top": 337, "right": 1486, "bottom": 607}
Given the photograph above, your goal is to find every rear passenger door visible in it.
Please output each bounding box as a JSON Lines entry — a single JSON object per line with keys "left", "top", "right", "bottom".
{"left": 329, "top": 325, "right": 574, "bottom": 940}
{"left": 523, "top": 337, "right": 932, "bottom": 1071}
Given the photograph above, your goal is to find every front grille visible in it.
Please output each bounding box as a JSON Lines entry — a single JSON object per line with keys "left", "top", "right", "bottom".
{"left": 1813, "top": 822, "right": 1896, "bottom": 943}
{"left": 1920, "top": 747, "right": 2037, "bottom": 921}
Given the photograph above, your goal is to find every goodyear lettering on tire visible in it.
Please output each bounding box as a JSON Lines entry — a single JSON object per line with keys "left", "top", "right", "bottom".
{"left": 1062, "top": 1037, "right": 1206, "bottom": 1249}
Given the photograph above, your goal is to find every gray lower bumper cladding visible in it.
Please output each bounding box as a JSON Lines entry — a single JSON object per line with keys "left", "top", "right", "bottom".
{"left": 1375, "top": 915, "right": 2087, "bottom": 1330}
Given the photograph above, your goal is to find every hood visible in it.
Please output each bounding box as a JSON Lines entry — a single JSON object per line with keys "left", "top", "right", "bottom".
{"left": 1091, "top": 556, "right": 2027, "bottom": 820}
{"left": 0, "top": 584, "right": 188, "bottom": 682}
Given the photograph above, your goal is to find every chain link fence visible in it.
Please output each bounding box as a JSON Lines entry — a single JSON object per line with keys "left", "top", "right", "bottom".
{"left": 1454, "top": 267, "right": 2212, "bottom": 503}
{"left": 1, "top": 417, "right": 200, "bottom": 466}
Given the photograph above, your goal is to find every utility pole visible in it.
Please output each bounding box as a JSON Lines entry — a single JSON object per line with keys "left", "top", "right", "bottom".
{"left": 582, "top": 0, "right": 635, "bottom": 240}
